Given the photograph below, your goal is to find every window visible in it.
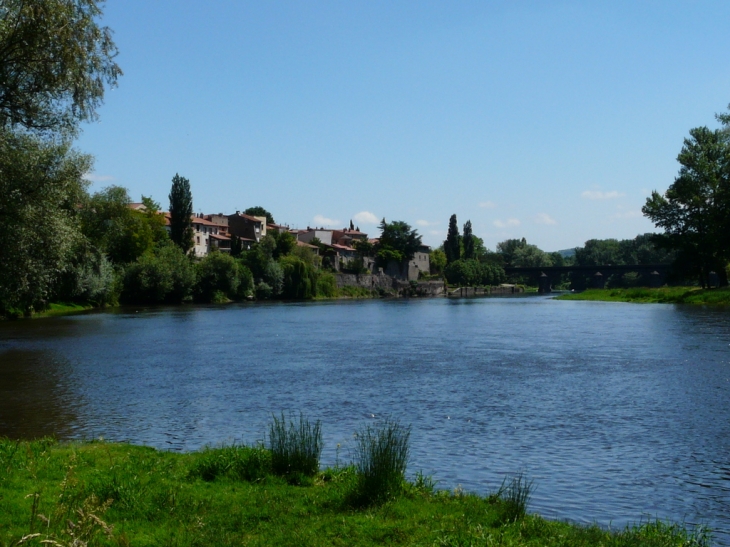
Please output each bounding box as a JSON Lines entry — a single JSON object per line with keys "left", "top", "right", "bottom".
{"left": 196, "top": 236, "right": 200, "bottom": 244}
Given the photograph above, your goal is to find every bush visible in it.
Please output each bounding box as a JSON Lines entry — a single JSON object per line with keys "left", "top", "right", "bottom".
{"left": 120, "top": 242, "right": 195, "bottom": 304}
{"left": 263, "top": 261, "right": 284, "bottom": 296}
{"left": 268, "top": 412, "right": 323, "bottom": 481}
{"left": 445, "top": 259, "right": 505, "bottom": 286}
{"left": 315, "top": 272, "right": 337, "bottom": 298}
{"left": 188, "top": 445, "right": 271, "bottom": 483}
{"left": 235, "top": 262, "right": 254, "bottom": 299}
{"left": 280, "top": 256, "right": 316, "bottom": 299}
{"left": 349, "top": 419, "right": 411, "bottom": 506}
{"left": 194, "top": 252, "right": 239, "bottom": 302}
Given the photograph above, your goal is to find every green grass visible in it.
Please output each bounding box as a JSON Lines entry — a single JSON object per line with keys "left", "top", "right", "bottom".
{"left": 336, "top": 286, "right": 378, "bottom": 298}
{"left": 0, "top": 438, "right": 712, "bottom": 547}
{"left": 555, "top": 286, "right": 730, "bottom": 305}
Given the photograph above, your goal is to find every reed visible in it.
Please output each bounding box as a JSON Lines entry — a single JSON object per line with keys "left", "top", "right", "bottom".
{"left": 350, "top": 419, "right": 411, "bottom": 506}
{"left": 268, "top": 412, "right": 323, "bottom": 480}
{"left": 496, "top": 472, "right": 534, "bottom": 523}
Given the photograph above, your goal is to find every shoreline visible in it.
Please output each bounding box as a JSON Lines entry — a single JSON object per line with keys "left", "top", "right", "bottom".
{"left": 554, "top": 287, "right": 730, "bottom": 305}
{"left": 0, "top": 439, "right": 711, "bottom": 547}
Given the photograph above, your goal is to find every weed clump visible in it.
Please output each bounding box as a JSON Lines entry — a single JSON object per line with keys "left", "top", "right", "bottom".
{"left": 188, "top": 444, "right": 270, "bottom": 482}
{"left": 496, "top": 473, "right": 533, "bottom": 523}
{"left": 268, "top": 412, "right": 323, "bottom": 480}
{"left": 349, "top": 418, "right": 411, "bottom": 506}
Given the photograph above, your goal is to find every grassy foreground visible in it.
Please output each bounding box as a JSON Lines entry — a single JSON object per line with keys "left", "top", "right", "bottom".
{"left": 555, "top": 287, "right": 730, "bottom": 305}
{"left": 0, "top": 439, "right": 710, "bottom": 547}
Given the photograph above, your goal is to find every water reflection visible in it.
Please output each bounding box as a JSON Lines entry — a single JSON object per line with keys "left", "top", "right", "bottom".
{"left": 0, "top": 349, "right": 80, "bottom": 439}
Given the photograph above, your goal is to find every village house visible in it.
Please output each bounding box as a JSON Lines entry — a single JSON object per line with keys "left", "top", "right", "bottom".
{"left": 227, "top": 212, "right": 267, "bottom": 243}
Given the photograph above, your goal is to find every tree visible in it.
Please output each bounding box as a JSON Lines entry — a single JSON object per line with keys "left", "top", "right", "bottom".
{"left": 244, "top": 206, "right": 274, "bottom": 225}
{"left": 496, "top": 238, "right": 527, "bottom": 267}
{"left": 0, "top": 0, "right": 122, "bottom": 135}
{"left": 429, "top": 249, "right": 447, "bottom": 275}
{"left": 0, "top": 128, "right": 90, "bottom": 315}
{"left": 168, "top": 174, "right": 193, "bottom": 254}
{"left": 194, "top": 252, "right": 241, "bottom": 303}
{"left": 511, "top": 244, "right": 552, "bottom": 268}
{"left": 376, "top": 219, "right": 422, "bottom": 264}
{"left": 642, "top": 125, "right": 730, "bottom": 286}
{"left": 462, "top": 220, "right": 475, "bottom": 260}
{"left": 444, "top": 214, "right": 460, "bottom": 264}
{"left": 120, "top": 241, "right": 195, "bottom": 304}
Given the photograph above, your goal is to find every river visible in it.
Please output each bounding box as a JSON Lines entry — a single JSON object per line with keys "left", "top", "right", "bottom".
{"left": 1, "top": 296, "right": 729, "bottom": 542}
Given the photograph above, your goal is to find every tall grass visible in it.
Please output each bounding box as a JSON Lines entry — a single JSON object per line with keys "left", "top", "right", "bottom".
{"left": 496, "top": 473, "right": 534, "bottom": 523}
{"left": 268, "top": 412, "right": 323, "bottom": 479}
{"left": 188, "top": 444, "right": 271, "bottom": 482}
{"left": 350, "top": 419, "right": 411, "bottom": 506}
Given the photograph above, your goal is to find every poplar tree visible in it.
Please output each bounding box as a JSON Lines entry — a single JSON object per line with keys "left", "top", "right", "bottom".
{"left": 168, "top": 174, "right": 193, "bottom": 254}
{"left": 463, "top": 220, "right": 475, "bottom": 260}
{"left": 444, "top": 214, "right": 461, "bottom": 264}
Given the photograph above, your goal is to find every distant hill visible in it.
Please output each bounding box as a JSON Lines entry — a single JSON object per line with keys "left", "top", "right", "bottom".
{"left": 555, "top": 248, "right": 576, "bottom": 258}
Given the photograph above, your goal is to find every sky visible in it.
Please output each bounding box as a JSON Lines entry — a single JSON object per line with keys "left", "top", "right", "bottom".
{"left": 77, "top": 0, "right": 730, "bottom": 252}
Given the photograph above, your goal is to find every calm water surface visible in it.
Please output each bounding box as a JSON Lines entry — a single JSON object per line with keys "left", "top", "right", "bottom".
{"left": 1, "top": 296, "right": 729, "bottom": 542}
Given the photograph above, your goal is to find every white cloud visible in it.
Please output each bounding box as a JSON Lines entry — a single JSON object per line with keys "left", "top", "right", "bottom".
{"left": 313, "top": 214, "right": 340, "bottom": 227}
{"left": 353, "top": 211, "right": 379, "bottom": 225}
{"left": 84, "top": 173, "right": 115, "bottom": 183}
{"left": 581, "top": 190, "right": 625, "bottom": 200}
{"left": 479, "top": 201, "right": 497, "bottom": 209}
{"left": 428, "top": 229, "right": 443, "bottom": 236}
{"left": 493, "top": 218, "right": 520, "bottom": 229}
{"left": 416, "top": 219, "right": 437, "bottom": 227}
{"left": 534, "top": 213, "right": 557, "bottom": 225}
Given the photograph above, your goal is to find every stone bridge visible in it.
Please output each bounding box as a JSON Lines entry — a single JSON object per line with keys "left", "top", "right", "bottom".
{"left": 504, "top": 264, "right": 672, "bottom": 293}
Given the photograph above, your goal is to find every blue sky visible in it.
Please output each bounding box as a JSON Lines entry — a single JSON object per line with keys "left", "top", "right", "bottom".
{"left": 78, "top": 1, "right": 730, "bottom": 251}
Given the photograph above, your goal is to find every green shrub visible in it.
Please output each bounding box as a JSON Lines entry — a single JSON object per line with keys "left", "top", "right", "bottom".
{"left": 268, "top": 412, "right": 323, "bottom": 481}
{"left": 280, "top": 256, "right": 316, "bottom": 299}
{"left": 350, "top": 419, "right": 411, "bottom": 506}
{"left": 120, "top": 242, "right": 195, "bottom": 304}
{"left": 188, "top": 445, "right": 271, "bottom": 482}
{"left": 194, "top": 251, "right": 239, "bottom": 302}
{"left": 315, "top": 272, "right": 337, "bottom": 297}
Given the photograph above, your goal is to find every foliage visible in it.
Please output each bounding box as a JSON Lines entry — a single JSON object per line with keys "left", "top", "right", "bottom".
{"left": 280, "top": 256, "right": 316, "bottom": 299}
{"left": 315, "top": 272, "right": 337, "bottom": 297}
{"left": 642, "top": 125, "right": 730, "bottom": 287}
{"left": 496, "top": 473, "right": 534, "bottom": 523}
{"left": 496, "top": 238, "right": 527, "bottom": 267}
{"left": 262, "top": 260, "right": 284, "bottom": 296}
{"left": 194, "top": 251, "right": 241, "bottom": 303}
{"left": 54, "top": 243, "right": 117, "bottom": 305}
{"left": 350, "top": 419, "right": 411, "bottom": 507}
{"left": 376, "top": 219, "right": 422, "bottom": 264}
{"left": 0, "top": 0, "right": 122, "bottom": 136}
{"left": 244, "top": 206, "right": 275, "bottom": 225}
{"left": 120, "top": 242, "right": 195, "bottom": 304}
{"left": 444, "top": 214, "right": 461, "bottom": 264}
{"left": 353, "top": 238, "right": 375, "bottom": 257}
{"left": 235, "top": 262, "right": 254, "bottom": 299}
{"left": 512, "top": 244, "right": 553, "bottom": 268}
{"left": 429, "top": 248, "right": 447, "bottom": 275}
{"left": 444, "top": 259, "right": 505, "bottom": 286}
{"left": 271, "top": 229, "right": 296, "bottom": 259}
{"left": 0, "top": 129, "right": 90, "bottom": 315}
{"left": 255, "top": 281, "right": 273, "bottom": 299}
{"left": 462, "top": 220, "right": 475, "bottom": 260}
{"left": 556, "top": 286, "right": 730, "bottom": 305}
{"left": 168, "top": 173, "right": 194, "bottom": 254}
{"left": 268, "top": 412, "right": 323, "bottom": 480}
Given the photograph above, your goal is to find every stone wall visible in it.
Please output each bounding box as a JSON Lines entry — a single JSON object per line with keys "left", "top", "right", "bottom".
{"left": 334, "top": 273, "right": 394, "bottom": 291}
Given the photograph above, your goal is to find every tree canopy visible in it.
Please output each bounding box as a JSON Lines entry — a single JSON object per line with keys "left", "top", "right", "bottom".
{"left": 244, "top": 206, "right": 275, "bottom": 225}
{"left": 444, "top": 214, "right": 460, "bottom": 264}
{"left": 0, "top": 0, "right": 122, "bottom": 135}
{"left": 376, "top": 219, "right": 422, "bottom": 263}
{"left": 168, "top": 174, "right": 193, "bottom": 254}
{"left": 642, "top": 123, "right": 730, "bottom": 286}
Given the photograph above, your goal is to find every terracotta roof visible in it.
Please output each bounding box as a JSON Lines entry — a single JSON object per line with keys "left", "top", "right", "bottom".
{"left": 296, "top": 240, "right": 319, "bottom": 249}
{"left": 209, "top": 233, "right": 230, "bottom": 241}
{"left": 192, "top": 216, "right": 218, "bottom": 226}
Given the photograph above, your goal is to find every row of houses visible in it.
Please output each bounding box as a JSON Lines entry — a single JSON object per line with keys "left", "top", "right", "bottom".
{"left": 131, "top": 204, "right": 431, "bottom": 280}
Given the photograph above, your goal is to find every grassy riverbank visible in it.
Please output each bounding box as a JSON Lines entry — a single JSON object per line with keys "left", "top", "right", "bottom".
{"left": 555, "top": 287, "right": 730, "bottom": 305}
{"left": 0, "top": 439, "right": 709, "bottom": 547}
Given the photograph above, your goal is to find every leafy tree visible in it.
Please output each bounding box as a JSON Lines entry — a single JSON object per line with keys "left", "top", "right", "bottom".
{"left": 444, "top": 214, "right": 460, "bottom": 264}
{"left": 194, "top": 252, "right": 241, "bottom": 303}
{"left": 244, "top": 206, "right": 274, "bottom": 225}
{"left": 120, "top": 241, "right": 195, "bottom": 304}
{"left": 353, "top": 239, "right": 375, "bottom": 258}
{"left": 140, "top": 195, "right": 168, "bottom": 243}
{"left": 429, "top": 249, "right": 447, "bottom": 275}
{"left": 512, "top": 244, "right": 553, "bottom": 268}
{"left": 0, "top": 0, "right": 122, "bottom": 135}
{"left": 496, "top": 238, "right": 527, "bottom": 267}
{"left": 272, "top": 230, "right": 296, "bottom": 259}
{"left": 263, "top": 260, "right": 284, "bottom": 296}
{"left": 642, "top": 125, "right": 730, "bottom": 287}
{"left": 280, "top": 256, "right": 316, "bottom": 299}
{"left": 376, "top": 219, "right": 422, "bottom": 264}
{"left": 0, "top": 128, "right": 89, "bottom": 315}
{"left": 444, "top": 259, "right": 480, "bottom": 286}
{"left": 168, "top": 173, "right": 193, "bottom": 254}
{"left": 462, "top": 220, "right": 475, "bottom": 260}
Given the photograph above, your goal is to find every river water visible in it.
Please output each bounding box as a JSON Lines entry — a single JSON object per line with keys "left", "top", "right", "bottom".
{"left": 1, "top": 296, "right": 729, "bottom": 541}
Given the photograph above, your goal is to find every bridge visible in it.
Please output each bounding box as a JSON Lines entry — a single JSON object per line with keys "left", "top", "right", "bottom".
{"left": 504, "top": 264, "right": 672, "bottom": 293}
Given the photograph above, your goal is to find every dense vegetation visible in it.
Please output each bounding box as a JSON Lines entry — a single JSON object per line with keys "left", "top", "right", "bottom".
{"left": 0, "top": 437, "right": 710, "bottom": 547}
